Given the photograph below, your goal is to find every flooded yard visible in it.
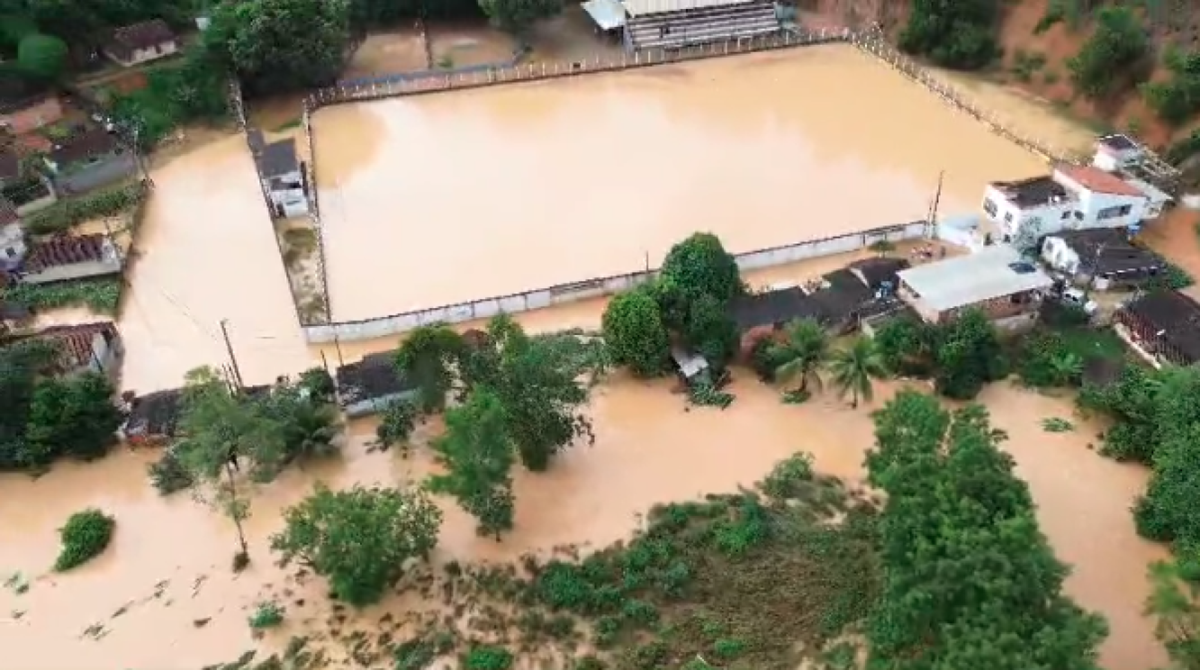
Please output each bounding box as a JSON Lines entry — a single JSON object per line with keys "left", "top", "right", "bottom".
{"left": 312, "top": 43, "right": 1047, "bottom": 322}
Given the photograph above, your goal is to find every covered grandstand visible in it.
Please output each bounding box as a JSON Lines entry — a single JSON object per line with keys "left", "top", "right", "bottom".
{"left": 581, "top": 0, "right": 782, "bottom": 51}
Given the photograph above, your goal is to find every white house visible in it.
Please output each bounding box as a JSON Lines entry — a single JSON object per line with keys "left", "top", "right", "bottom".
{"left": 982, "top": 163, "right": 1171, "bottom": 245}
{"left": 1041, "top": 227, "right": 1166, "bottom": 290}
{"left": 1092, "top": 134, "right": 1145, "bottom": 172}
{"left": 105, "top": 20, "right": 179, "bottom": 67}
{"left": 250, "top": 132, "right": 309, "bottom": 218}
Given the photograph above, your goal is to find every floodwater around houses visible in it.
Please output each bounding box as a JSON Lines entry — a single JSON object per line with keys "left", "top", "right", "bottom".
{"left": 0, "top": 37, "right": 1173, "bottom": 670}
{"left": 311, "top": 43, "right": 1050, "bottom": 322}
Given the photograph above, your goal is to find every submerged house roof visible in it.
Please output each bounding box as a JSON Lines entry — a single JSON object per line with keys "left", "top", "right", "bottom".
{"left": 124, "top": 388, "right": 184, "bottom": 438}
{"left": 335, "top": 351, "right": 416, "bottom": 405}
{"left": 1052, "top": 228, "right": 1164, "bottom": 277}
{"left": 22, "top": 234, "right": 110, "bottom": 273}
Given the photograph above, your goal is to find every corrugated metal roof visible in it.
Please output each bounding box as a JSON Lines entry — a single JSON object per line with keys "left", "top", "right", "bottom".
{"left": 897, "top": 244, "right": 1053, "bottom": 312}
{"left": 582, "top": 0, "right": 627, "bottom": 30}
{"left": 621, "top": 0, "right": 756, "bottom": 18}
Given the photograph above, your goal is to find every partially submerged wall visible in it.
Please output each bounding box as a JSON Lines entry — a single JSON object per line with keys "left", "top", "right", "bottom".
{"left": 301, "top": 221, "right": 927, "bottom": 343}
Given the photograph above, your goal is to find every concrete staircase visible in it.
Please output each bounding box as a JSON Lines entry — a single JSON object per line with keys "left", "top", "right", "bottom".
{"left": 626, "top": 1, "right": 780, "bottom": 51}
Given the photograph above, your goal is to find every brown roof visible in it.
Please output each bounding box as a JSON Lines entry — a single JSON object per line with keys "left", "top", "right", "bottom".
{"left": 27, "top": 321, "right": 116, "bottom": 370}
{"left": 111, "top": 20, "right": 176, "bottom": 50}
{"left": 23, "top": 234, "right": 108, "bottom": 272}
{"left": 49, "top": 127, "right": 120, "bottom": 166}
{"left": 0, "top": 198, "right": 16, "bottom": 226}
{"left": 1056, "top": 164, "right": 1143, "bottom": 198}
{"left": 0, "top": 150, "right": 18, "bottom": 182}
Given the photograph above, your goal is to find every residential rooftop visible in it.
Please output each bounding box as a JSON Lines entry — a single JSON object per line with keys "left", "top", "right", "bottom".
{"left": 49, "top": 127, "right": 121, "bottom": 166}
{"left": 847, "top": 256, "right": 910, "bottom": 290}
{"left": 990, "top": 175, "right": 1073, "bottom": 209}
{"left": 898, "top": 244, "right": 1053, "bottom": 312}
{"left": 1098, "top": 134, "right": 1140, "bottom": 152}
{"left": 123, "top": 387, "right": 183, "bottom": 438}
{"left": 1122, "top": 290, "right": 1200, "bottom": 363}
{"left": 20, "top": 321, "right": 117, "bottom": 371}
{"left": 1056, "top": 163, "right": 1143, "bottom": 198}
{"left": 335, "top": 351, "right": 415, "bottom": 405}
{"left": 111, "top": 19, "right": 176, "bottom": 50}
{"left": 1051, "top": 228, "right": 1163, "bottom": 276}
{"left": 22, "top": 234, "right": 111, "bottom": 273}
{"left": 621, "top": 0, "right": 757, "bottom": 17}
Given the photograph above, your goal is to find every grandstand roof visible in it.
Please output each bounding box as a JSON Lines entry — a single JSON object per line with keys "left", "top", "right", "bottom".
{"left": 621, "top": 0, "right": 757, "bottom": 18}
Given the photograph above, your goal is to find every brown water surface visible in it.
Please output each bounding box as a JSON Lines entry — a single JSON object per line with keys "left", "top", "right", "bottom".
{"left": 312, "top": 44, "right": 1047, "bottom": 321}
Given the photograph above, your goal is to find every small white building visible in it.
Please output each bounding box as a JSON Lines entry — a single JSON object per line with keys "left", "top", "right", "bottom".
{"left": 1092, "top": 134, "right": 1145, "bottom": 172}
{"left": 1041, "top": 227, "right": 1166, "bottom": 290}
{"left": 250, "top": 132, "right": 309, "bottom": 218}
{"left": 982, "top": 163, "right": 1171, "bottom": 245}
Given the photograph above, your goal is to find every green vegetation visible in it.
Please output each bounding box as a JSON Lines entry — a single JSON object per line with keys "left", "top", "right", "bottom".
{"left": 873, "top": 308, "right": 1007, "bottom": 400}
{"left": 110, "top": 53, "right": 231, "bottom": 149}
{"left": 168, "top": 366, "right": 342, "bottom": 564}
{"left": 866, "top": 391, "right": 1107, "bottom": 666}
{"left": 477, "top": 0, "right": 561, "bottom": 37}
{"left": 899, "top": 0, "right": 1000, "bottom": 70}
{"left": 1143, "top": 45, "right": 1200, "bottom": 126}
{"left": 769, "top": 318, "right": 830, "bottom": 395}
{"left": 600, "top": 287, "right": 670, "bottom": 377}
{"left": 248, "top": 601, "right": 285, "bottom": 629}
{"left": 1, "top": 277, "right": 123, "bottom": 314}
{"left": 54, "top": 508, "right": 115, "bottom": 571}
{"left": 1011, "top": 49, "right": 1047, "bottom": 82}
{"left": 17, "top": 33, "right": 67, "bottom": 80}
{"left": 0, "top": 339, "right": 123, "bottom": 472}
{"left": 147, "top": 447, "right": 195, "bottom": 495}
{"left": 272, "top": 484, "right": 441, "bottom": 607}
{"left": 1017, "top": 311, "right": 1124, "bottom": 389}
{"left": 24, "top": 181, "right": 147, "bottom": 236}
{"left": 1068, "top": 6, "right": 1150, "bottom": 99}
{"left": 826, "top": 335, "right": 887, "bottom": 408}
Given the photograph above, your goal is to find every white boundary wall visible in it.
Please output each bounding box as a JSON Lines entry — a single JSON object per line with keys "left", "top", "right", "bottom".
{"left": 302, "top": 221, "right": 927, "bottom": 343}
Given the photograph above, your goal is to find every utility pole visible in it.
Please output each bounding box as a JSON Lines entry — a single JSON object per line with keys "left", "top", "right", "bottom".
{"left": 220, "top": 319, "right": 245, "bottom": 390}
{"left": 928, "top": 170, "right": 945, "bottom": 227}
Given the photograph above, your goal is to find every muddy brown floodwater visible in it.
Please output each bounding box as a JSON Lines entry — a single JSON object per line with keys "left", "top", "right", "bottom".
{"left": 312, "top": 43, "right": 1048, "bottom": 321}
{"left": 0, "top": 38, "right": 1170, "bottom": 670}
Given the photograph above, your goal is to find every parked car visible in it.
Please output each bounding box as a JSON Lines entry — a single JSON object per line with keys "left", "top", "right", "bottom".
{"left": 1061, "top": 287, "right": 1099, "bottom": 315}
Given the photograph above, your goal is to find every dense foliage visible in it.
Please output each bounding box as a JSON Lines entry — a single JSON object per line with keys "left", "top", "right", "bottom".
{"left": 871, "top": 309, "right": 1006, "bottom": 400}
{"left": 1142, "top": 45, "right": 1200, "bottom": 126}
{"left": 601, "top": 287, "right": 670, "bottom": 377}
{"left": 826, "top": 335, "right": 887, "bottom": 408}
{"left": 54, "top": 508, "right": 115, "bottom": 571}
{"left": 1, "top": 277, "right": 123, "bottom": 314}
{"left": 866, "top": 391, "right": 1108, "bottom": 668}
{"left": 478, "top": 0, "right": 560, "bottom": 36}
{"left": 1146, "top": 559, "right": 1200, "bottom": 669}
{"left": 110, "top": 51, "right": 231, "bottom": 148}
{"left": 23, "top": 181, "right": 147, "bottom": 236}
{"left": 0, "top": 339, "right": 122, "bottom": 472}
{"left": 770, "top": 318, "right": 829, "bottom": 394}
{"left": 1068, "top": 6, "right": 1150, "bottom": 99}
{"left": 271, "top": 483, "right": 442, "bottom": 606}
{"left": 899, "top": 0, "right": 999, "bottom": 70}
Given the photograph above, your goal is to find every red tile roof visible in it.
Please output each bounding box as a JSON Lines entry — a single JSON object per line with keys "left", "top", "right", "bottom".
{"left": 23, "top": 234, "right": 108, "bottom": 272}
{"left": 1056, "top": 164, "right": 1144, "bottom": 197}
{"left": 29, "top": 321, "right": 116, "bottom": 370}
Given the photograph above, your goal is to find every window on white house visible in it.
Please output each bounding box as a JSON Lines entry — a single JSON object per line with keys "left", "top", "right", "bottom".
{"left": 4, "top": 247, "right": 14, "bottom": 258}
{"left": 1004, "top": 212, "right": 1013, "bottom": 223}
{"left": 983, "top": 198, "right": 998, "bottom": 217}
{"left": 1061, "top": 211, "right": 1070, "bottom": 219}
{"left": 1098, "top": 204, "right": 1133, "bottom": 220}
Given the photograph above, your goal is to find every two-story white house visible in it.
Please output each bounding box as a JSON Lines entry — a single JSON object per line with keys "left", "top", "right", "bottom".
{"left": 982, "top": 163, "right": 1171, "bottom": 246}
{"left": 250, "top": 132, "right": 309, "bottom": 218}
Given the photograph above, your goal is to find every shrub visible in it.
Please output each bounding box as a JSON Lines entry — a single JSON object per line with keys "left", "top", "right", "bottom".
{"left": 601, "top": 287, "right": 670, "bottom": 377}
{"left": 54, "top": 509, "right": 115, "bottom": 571}
{"left": 0, "top": 277, "right": 123, "bottom": 313}
{"left": 148, "top": 449, "right": 195, "bottom": 495}
{"left": 1068, "top": 6, "right": 1150, "bottom": 98}
{"left": 463, "top": 645, "right": 513, "bottom": 670}
{"left": 760, "top": 452, "right": 814, "bottom": 500}
{"left": 248, "top": 600, "right": 285, "bottom": 629}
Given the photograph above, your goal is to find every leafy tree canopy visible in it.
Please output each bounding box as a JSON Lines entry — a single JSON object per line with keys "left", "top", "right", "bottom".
{"left": 601, "top": 287, "right": 670, "bottom": 378}
{"left": 17, "top": 33, "right": 67, "bottom": 80}
{"left": 899, "top": 0, "right": 1000, "bottom": 70}
{"left": 272, "top": 483, "right": 442, "bottom": 606}
{"left": 1068, "top": 6, "right": 1150, "bottom": 99}
{"left": 478, "top": 0, "right": 561, "bottom": 36}
{"left": 933, "top": 308, "right": 1007, "bottom": 400}
{"left": 866, "top": 391, "right": 1108, "bottom": 669}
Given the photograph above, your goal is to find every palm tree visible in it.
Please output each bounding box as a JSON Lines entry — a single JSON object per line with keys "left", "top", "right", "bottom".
{"left": 773, "top": 318, "right": 830, "bottom": 394}
{"left": 828, "top": 335, "right": 889, "bottom": 408}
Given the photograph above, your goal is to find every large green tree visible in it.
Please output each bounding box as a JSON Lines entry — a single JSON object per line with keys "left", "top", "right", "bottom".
{"left": 1068, "top": 6, "right": 1150, "bottom": 99}
{"left": 23, "top": 371, "right": 122, "bottom": 467}
{"left": 899, "top": 0, "right": 999, "bottom": 70}
{"left": 394, "top": 324, "right": 466, "bottom": 413}
{"left": 933, "top": 308, "right": 1006, "bottom": 400}
{"left": 655, "top": 232, "right": 742, "bottom": 329}
{"left": 478, "top": 0, "right": 561, "bottom": 36}
{"left": 17, "top": 33, "right": 67, "bottom": 81}
{"left": 1147, "top": 559, "right": 1200, "bottom": 669}
{"left": 426, "top": 388, "right": 515, "bottom": 539}
{"left": 601, "top": 287, "right": 670, "bottom": 378}
{"left": 272, "top": 483, "right": 442, "bottom": 606}
{"left": 866, "top": 391, "right": 1108, "bottom": 669}
{"left": 204, "top": 0, "right": 351, "bottom": 95}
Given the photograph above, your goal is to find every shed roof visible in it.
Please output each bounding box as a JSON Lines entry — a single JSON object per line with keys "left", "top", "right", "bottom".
{"left": 22, "top": 321, "right": 117, "bottom": 371}
{"left": 335, "top": 351, "right": 415, "bottom": 405}
{"left": 124, "top": 388, "right": 183, "bottom": 437}
{"left": 49, "top": 127, "right": 121, "bottom": 166}
{"left": 22, "top": 234, "right": 111, "bottom": 273}
{"left": 847, "top": 257, "right": 910, "bottom": 290}
{"left": 731, "top": 286, "right": 824, "bottom": 332}
{"left": 1051, "top": 228, "right": 1163, "bottom": 276}
{"left": 582, "top": 0, "right": 627, "bottom": 29}
{"left": 622, "top": 0, "right": 756, "bottom": 17}
{"left": 257, "top": 139, "right": 299, "bottom": 178}
{"left": 111, "top": 19, "right": 177, "bottom": 50}
{"left": 898, "top": 245, "right": 1053, "bottom": 312}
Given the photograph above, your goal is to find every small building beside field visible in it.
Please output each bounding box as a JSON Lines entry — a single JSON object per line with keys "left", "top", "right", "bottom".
{"left": 105, "top": 20, "right": 180, "bottom": 67}
{"left": 250, "top": 131, "right": 309, "bottom": 218}
{"left": 18, "top": 233, "right": 123, "bottom": 284}
{"left": 897, "top": 244, "right": 1053, "bottom": 328}
{"left": 43, "top": 127, "right": 137, "bottom": 195}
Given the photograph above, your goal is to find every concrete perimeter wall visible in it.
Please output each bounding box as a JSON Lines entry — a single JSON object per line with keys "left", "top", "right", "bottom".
{"left": 301, "top": 221, "right": 927, "bottom": 343}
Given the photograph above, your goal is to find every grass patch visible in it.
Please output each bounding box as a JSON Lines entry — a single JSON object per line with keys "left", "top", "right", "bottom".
{"left": 1, "top": 277, "right": 123, "bottom": 313}
{"left": 1017, "top": 320, "right": 1126, "bottom": 389}
{"left": 54, "top": 508, "right": 115, "bottom": 571}
{"left": 281, "top": 226, "right": 317, "bottom": 269}
{"left": 248, "top": 601, "right": 285, "bottom": 629}
{"left": 1043, "top": 417, "right": 1075, "bottom": 432}
{"left": 22, "top": 181, "right": 147, "bottom": 236}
